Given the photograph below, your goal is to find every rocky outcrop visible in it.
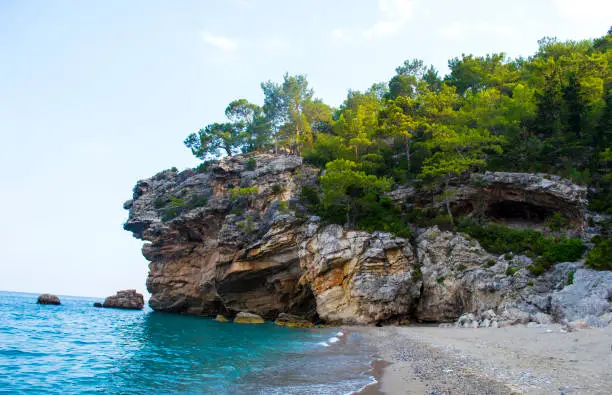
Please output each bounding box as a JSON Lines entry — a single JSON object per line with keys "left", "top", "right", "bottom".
{"left": 234, "top": 312, "right": 264, "bottom": 324}
{"left": 275, "top": 313, "right": 314, "bottom": 328}
{"left": 102, "top": 290, "right": 144, "bottom": 310}
{"left": 124, "top": 153, "right": 608, "bottom": 325}
{"left": 37, "top": 294, "right": 60, "bottom": 305}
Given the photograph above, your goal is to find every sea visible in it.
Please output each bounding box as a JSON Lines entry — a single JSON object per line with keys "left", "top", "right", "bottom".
{"left": 0, "top": 291, "right": 376, "bottom": 394}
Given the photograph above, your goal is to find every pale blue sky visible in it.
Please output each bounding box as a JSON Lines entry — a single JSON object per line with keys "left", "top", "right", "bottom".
{"left": 0, "top": 0, "right": 610, "bottom": 297}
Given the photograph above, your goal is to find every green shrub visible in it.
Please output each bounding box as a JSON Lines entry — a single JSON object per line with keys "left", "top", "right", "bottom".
{"left": 186, "top": 195, "right": 208, "bottom": 209}
{"left": 527, "top": 280, "right": 534, "bottom": 287}
{"left": 245, "top": 158, "right": 256, "bottom": 171}
{"left": 411, "top": 268, "right": 422, "bottom": 281}
{"left": 457, "top": 218, "right": 550, "bottom": 256}
{"left": 506, "top": 266, "right": 519, "bottom": 276}
{"left": 278, "top": 200, "right": 290, "bottom": 214}
{"left": 437, "top": 276, "right": 445, "bottom": 285}
{"left": 567, "top": 270, "right": 575, "bottom": 285}
{"left": 230, "top": 186, "right": 258, "bottom": 199}
{"left": 484, "top": 259, "right": 496, "bottom": 268}
{"left": 161, "top": 207, "right": 181, "bottom": 221}
{"left": 455, "top": 264, "right": 467, "bottom": 271}
{"left": 153, "top": 197, "right": 167, "bottom": 209}
{"left": 237, "top": 216, "right": 255, "bottom": 233}
{"left": 546, "top": 212, "right": 569, "bottom": 232}
{"left": 195, "top": 161, "right": 213, "bottom": 173}
{"left": 528, "top": 238, "right": 586, "bottom": 274}
{"left": 168, "top": 195, "right": 185, "bottom": 208}
{"left": 585, "top": 238, "right": 612, "bottom": 270}
{"left": 271, "top": 184, "right": 283, "bottom": 195}
{"left": 504, "top": 253, "right": 513, "bottom": 260}
{"left": 300, "top": 185, "right": 320, "bottom": 207}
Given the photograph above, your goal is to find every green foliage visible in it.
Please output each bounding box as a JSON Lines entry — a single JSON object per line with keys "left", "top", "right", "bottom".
{"left": 237, "top": 216, "right": 256, "bottom": 233}
{"left": 458, "top": 218, "right": 586, "bottom": 275}
{"left": 457, "top": 218, "right": 550, "bottom": 256}
{"left": 300, "top": 185, "right": 320, "bottom": 207}
{"left": 527, "top": 280, "right": 534, "bottom": 286}
{"left": 585, "top": 238, "right": 612, "bottom": 270}
{"left": 168, "top": 195, "right": 185, "bottom": 208}
{"left": 546, "top": 212, "right": 569, "bottom": 232}
{"left": 506, "top": 266, "right": 519, "bottom": 276}
{"left": 271, "top": 184, "right": 283, "bottom": 195}
{"left": 485, "top": 259, "right": 496, "bottom": 268}
{"left": 411, "top": 267, "right": 422, "bottom": 281}
{"left": 245, "top": 158, "right": 256, "bottom": 171}
{"left": 455, "top": 264, "right": 467, "bottom": 271}
{"left": 153, "top": 197, "right": 167, "bottom": 209}
{"left": 161, "top": 207, "right": 181, "bottom": 222}
{"left": 528, "top": 238, "right": 586, "bottom": 274}
{"left": 186, "top": 195, "right": 208, "bottom": 209}
{"left": 277, "top": 200, "right": 290, "bottom": 214}
{"left": 230, "top": 186, "right": 259, "bottom": 199}
{"left": 437, "top": 276, "right": 446, "bottom": 285}
{"left": 567, "top": 270, "right": 575, "bottom": 285}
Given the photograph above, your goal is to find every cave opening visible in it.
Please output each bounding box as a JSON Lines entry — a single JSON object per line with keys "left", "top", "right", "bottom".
{"left": 485, "top": 201, "right": 555, "bottom": 226}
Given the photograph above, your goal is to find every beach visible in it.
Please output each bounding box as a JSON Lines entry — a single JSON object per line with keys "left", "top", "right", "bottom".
{"left": 354, "top": 325, "right": 612, "bottom": 394}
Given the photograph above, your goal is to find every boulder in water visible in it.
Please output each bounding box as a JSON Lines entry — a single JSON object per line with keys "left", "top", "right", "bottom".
{"left": 215, "top": 314, "right": 229, "bottom": 322}
{"left": 233, "top": 312, "right": 264, "bottom": 324}
{"left": 274, "top": 313, "right": 313, "bottom": 328}
{"left": 93, "top": 302, "right": 103, "bottom": 308}
{"left": 37, "top": 294, "right": 60, "bottom": 305}
{"left": 102, "top": 290, "right": 144, "bottom": 310}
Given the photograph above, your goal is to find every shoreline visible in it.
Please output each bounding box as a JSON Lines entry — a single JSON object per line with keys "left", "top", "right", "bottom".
{"left": 348, "top": 325, "right": 612, "bottom": 394}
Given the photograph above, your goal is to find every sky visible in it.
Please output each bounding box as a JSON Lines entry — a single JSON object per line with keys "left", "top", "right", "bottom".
{"left": 0, "top": 0, "right": 610, "bottom": 298}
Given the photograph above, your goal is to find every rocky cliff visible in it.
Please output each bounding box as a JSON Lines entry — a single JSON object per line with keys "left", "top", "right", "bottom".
{"left": 124, "top": 153, "right": 611, "bottom": 325}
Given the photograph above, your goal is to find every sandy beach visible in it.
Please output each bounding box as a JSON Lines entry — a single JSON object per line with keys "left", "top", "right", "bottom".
{"left": 353, "top": 325, "right": 612, "bottom": 394}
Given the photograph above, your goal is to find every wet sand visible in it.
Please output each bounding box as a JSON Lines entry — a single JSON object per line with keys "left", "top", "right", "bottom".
{"left": 353, "top": 325, "right": 612, "bottom": 394}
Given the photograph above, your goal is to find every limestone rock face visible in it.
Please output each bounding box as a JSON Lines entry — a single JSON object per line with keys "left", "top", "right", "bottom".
{"left": 102, "top": 290, "right": 144, "bottom": 310}
{"left": 300, "top": 224, "right": 421, "bottom": 324}
{"left": 234, "top": 312, "right": 264, "bottom": 324}
{"left": 124, "top": 153, "right": 607, "bottom": 325}
{"left": 37, "top": 294, "right": 60, "bottom": 305}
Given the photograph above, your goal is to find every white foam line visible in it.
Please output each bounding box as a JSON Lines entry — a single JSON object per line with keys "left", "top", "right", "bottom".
{"left": 336, "top": 331, "right": 344, "bottom": 337}
{"left": 317, "top": 341, "right": 329, "bottom": 347}
{"left": 328, "top": 336, "right": 340, "bottom": 344}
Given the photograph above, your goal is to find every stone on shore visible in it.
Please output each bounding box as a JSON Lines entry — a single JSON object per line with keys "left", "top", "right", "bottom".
{"left": 215, "top": 314, "right": 229, "bottom": 322}
{"left": 233, "top": 312, "right": 264, "bottom": 324}
{"left": 93, "top": 302, "right": 103, "bottom": 308}
{"left": 37, "top": 294, "right": 60, "bottom": 305}
{"left": 102, "top": 289, "right": 144, "bottom": 310}
{"left": 274, "top": 313, "right": 314, "bottom": 328}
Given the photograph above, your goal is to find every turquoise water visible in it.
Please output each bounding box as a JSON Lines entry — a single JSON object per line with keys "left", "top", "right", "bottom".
{"left": 0, "top": 291, "right": 375, "bottom": 394}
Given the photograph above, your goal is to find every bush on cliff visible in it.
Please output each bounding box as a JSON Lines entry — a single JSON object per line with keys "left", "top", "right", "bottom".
{"left": 586, "top": 238, "right": 612, "bottom": 270}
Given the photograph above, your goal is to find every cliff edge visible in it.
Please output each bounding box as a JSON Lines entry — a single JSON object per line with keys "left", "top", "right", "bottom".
{"left": 124, "top": 153, "right": 611, "bottom": 325}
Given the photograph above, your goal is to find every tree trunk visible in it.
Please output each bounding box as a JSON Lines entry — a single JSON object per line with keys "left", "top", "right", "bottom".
{"left": 405, "top": 137, "right": 411, "bottom": 172}
{"left": 444, "top": 178, "right": 454, "bottom": 227}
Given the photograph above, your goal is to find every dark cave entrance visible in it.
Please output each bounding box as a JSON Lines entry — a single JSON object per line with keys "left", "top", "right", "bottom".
{"left": 485, "top": 201, "right": 555, "bottom": 227}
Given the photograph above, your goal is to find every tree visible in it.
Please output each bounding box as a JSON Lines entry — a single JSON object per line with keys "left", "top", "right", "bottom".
{"left": 225, "top": 99, "right": 269, "bottom": 152}
{"left": 420, "top": 124, "right": 503, "bottom": 225}
{"left": 184, "top": 122, "right": 242, "bottom": 159}
{"left": 320, "top": 159, "right": 392, "bottom": 227}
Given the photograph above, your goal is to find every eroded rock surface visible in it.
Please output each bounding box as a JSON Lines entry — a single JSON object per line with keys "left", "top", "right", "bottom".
{"left": 124, "top": 153, "right": 609, "bottom": 325}
{"left": 102, "top": 290, "right": 145, "bottom": 310}
{"left": 37, "top": 294, "right": 61, "bottom": 305}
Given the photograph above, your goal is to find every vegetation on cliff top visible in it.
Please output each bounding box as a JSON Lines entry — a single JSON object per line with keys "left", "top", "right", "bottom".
{"left": 182, "top": 29, "right": 612, "bottom": 270}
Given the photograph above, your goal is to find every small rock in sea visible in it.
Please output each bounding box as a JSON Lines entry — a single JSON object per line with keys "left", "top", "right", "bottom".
{"left": 37, "top": 294, "right": 61, "bottom": 305}
{"left": 102, "top": 289, "right": 144, "bottom": 310}
{"left": 233, "top": 312, "right": 264, "bottom": 324}
{"left": 215, "top": 314, "right": 229, "bottom": 322}
{"left": 93, "top": 302, "right": 103, "bottom": 308}
{"left": 274, "top": 313, "right": 313, "bottom": 328}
